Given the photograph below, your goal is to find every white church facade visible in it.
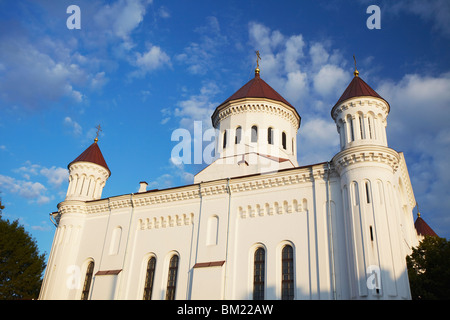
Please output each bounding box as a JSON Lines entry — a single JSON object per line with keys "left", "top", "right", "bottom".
{"left": 39, "top": 62, "right": 423, "bottom": 300}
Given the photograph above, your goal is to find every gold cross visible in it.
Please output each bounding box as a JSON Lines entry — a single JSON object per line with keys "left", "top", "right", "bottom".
{"left": 255, "top": 50, "right": 261, "bottom": 68}
{"left": 353, "top": 55, "right": 359, "bottom": 77}
{"left": 95, "top": 124, "right": 102, "bottom": 142}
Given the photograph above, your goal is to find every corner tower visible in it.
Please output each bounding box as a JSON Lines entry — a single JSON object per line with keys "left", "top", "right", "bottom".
{"left": 331, "top": 66, "right": 390, "bottom": 150}
{"left": 331, "top": 64, "right": 413, "bottom": 299}
{"left": 65, "top": 137, "right": 110, "bottom": 201}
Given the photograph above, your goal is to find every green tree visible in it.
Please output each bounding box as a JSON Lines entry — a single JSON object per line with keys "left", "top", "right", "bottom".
{"left": 407, "top": 236, "right": 450, "bottom": 299}
{"left": 0, "top": 215, "right": 46, "bottom": 299}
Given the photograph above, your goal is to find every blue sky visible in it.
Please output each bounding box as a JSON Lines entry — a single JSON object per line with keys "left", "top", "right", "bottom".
{"left": 1, "top": 0, "right": 449, "bottom": 261}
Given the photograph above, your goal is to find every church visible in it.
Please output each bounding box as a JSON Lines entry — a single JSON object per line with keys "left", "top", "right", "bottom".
{"left": 39, "top": 58, "right": 432, "bottom": 300}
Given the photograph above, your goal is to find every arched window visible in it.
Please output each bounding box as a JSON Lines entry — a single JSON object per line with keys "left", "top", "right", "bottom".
{"left": 281, "top": 245, "right": 294, "bottom": 300}
{"left": 223, "top": 130, "right": 227, "bottom": 148}
{"left": 81, "top": 261, "right": 94, "bottom": 300}
{"left": 349, "top": 116, "right": 355, "bottom": 141}
{"left": 143, "top": 257, "right": 156, "bottom": 300}
{"left": 251, "top": 125, "right": 258, "bottom": 143}
{"left": 282, "top": 132, "right": 287, "bottom": 149}
{"left": 367, "top": 114, "right": 375, "bottom": 139}
{"left": 165, "top": 255, "right": 179, "bottom": 300}
{"left": 358, "top": 114, "right": 364, "bottom": 139}
{"left": 267, "top": 127, "right": 274, "bottom": 145}
{"left": 365, "top": 181, "right": 371, "bottom": 204}
{"left": 253, "top": 247, "right": 265, "bottom": 300}
{"left": 235, "top": 126, "right": 242, "bottom": 144}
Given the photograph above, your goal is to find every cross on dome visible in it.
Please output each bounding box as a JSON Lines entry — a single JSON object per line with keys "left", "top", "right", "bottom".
{"left": 94, "top": 124, "right": 102, "bottom": 143}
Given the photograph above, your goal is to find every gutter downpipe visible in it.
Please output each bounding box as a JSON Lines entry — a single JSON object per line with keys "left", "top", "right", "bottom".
{"left": 117, "top": 193, "right": 135, "bottom": 299}
{"left": 327, "top": 161, "right": 337, "bottom": 300}
{"left": 186, "top": 183, "right": 203, "bottom": 299}
{"left": 223, "top": 177, "right": 232, "bottom": 299}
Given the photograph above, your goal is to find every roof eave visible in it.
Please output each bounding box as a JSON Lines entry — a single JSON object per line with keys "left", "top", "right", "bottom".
{"left": 211, "top": 97, "right": 301, "bottom": 129}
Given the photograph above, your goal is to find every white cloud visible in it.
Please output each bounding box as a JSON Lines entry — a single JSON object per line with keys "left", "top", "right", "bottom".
{"left": 284, "top": 35, "right": 305, "bottom": 73}
{"left": 378, "top": 73, "right": 450, "bottom": 136}
{"left": 176, "top": 16, "right": 228, "bottom": 75}
{"left": 158, "top": 6, "right": 170, "bottom": 18}
{"left": 4, "top": 161, "right": 69, "bottom": 204}
{"left": 390, "top": 0, "right": 450, "bottom": 37}
{"left": 377, "top": 72, "right": 450, "bottom": 235}
{"left": 64, "top": 117, "right": 83, "bottom": 136}
{"left": 248, "top": 22, "right": 284, "bottom": 55}
{"left": 0, "top": 36, "right": 87, "bottom": 109}
{"left": 40, "top": 167, "right": 69, "bottom": 189}
{"left": 309, "top": 43, "right": 330, "bottom": 67}
{"left": 283, "top": 70, "right": 309, "bottom": 104}
{"left": 173, "top": 82, "right": 220, "bottom": 129}
{"left": 313, "top": 64, "right": 351, "bottom": 97}
{"left": 298, "top": 118, "right": 339, "bottom": 165}
{"left": 31, "top": 221, "right": 52, "bottom": 232}
{"left": 90, "top": 71, "right": 108, "bottom": 89}
{"left": 135, "top": 45, "right": 171, "bottom": 72}
{"left": 147, "top": 158, "right": 194, "bottom": 190}
{"left": 94, "top": 0, "right": 151, "bottom": 42}
{"left": 0, "top": 174, "right": 50, "bottom": 204}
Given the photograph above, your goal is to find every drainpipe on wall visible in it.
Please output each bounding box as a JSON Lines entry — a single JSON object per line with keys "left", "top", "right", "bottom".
{"left": 117, "top": 193, "right": 135, "bottom": 299}
{"left": 222, "top": 177, "right": 232, "bottom": 299}
{"left": 326, "top": 162, "right": 337, "bottom": 300}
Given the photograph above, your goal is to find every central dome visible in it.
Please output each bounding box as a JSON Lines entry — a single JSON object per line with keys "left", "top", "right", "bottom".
{"left": 220, "top": 72, "right": 294, "bottom": 108}
{"left": 212, "top": 71, "right": 301, "bottom": 129}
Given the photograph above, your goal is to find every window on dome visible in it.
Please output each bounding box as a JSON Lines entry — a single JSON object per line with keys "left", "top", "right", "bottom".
{"left": 268, "top": 127, "right": 274, "bottom": 145}
{"left": 251, "top": 126, "right": 258, "bottom": 143}
{"left": 349, "top": 116, "right": 355, "bottom": 142}
{"left": 358, "top": 114, "right": 364, "bottom": 139}
{"left": 223, "top": 130, "right": 227, "bottom": 148}
{"left": 253, "top": 247, "right": 265, "bottom": 300}
{"left": 235, "top": 126, "right": 242, "bottom": 144}
{"left": 282, "top": 132, "right": 287, "bottom": 150}
{"left": 365, "top": 181, "right": 371, "bottom": 204}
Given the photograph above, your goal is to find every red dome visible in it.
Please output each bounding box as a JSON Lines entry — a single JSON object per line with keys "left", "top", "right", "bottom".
{"left": 68, "top": 141, "right": 110, "bottom": 176}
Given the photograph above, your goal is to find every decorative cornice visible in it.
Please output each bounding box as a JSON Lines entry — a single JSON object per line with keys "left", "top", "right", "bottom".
{"left": 331, "top": 97, "right": 389, "bottom": 121}
{"left": 239, "top": 198, "right": 308, "bottom": 219}
{"left": 398, "top": 152, "right": 416, "bottom": 208}
{"left": 138, "top": 212, "right": 194, "bottom": 230}
{"left": 68, "top": 162, "right": 110, "bottom": 180}
{"left": 332, "top": 145, "right": 400, "bottom": 173}
{"left": 57, "top": 164, "right": 332, "bottom": 218}
{"left": 212, "top": 99, "right": 300, "bottom": 130}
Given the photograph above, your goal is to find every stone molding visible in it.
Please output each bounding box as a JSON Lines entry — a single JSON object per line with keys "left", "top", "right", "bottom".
{"left": 212, "top": 99, "right": 300, "bottom": 130}
{"left": 68, "top": 162, "right": 110, "bottom": 180}
{"left": 331, "top": 97, "right": 389, "bottom": 121}
{"left": 138, "top": 212, "right": 194, "bottom": 230}
{"left": 57, "top": 164, "right": 331, "bottom": 219}
{"left": 332, "top": 145, "right": 400, "bottom": 174}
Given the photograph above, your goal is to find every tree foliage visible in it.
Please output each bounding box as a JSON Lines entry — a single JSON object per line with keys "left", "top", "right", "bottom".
{"left": 407, "top": 236, "right": 450, "bottom": 300}
{"left": 0, "top": 216, "right": 46, "bottom": 299}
